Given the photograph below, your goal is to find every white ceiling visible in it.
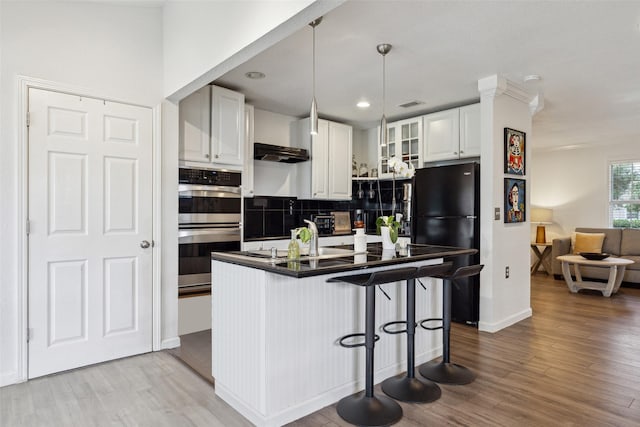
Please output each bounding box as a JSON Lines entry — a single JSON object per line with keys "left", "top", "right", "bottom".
{"left": 215, "top": 0, "right": 640, "bottom": 150}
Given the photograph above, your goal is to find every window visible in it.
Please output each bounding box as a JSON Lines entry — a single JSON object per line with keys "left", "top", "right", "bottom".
{"left": 609, "top": 160, "right": 640, "bottom": 228}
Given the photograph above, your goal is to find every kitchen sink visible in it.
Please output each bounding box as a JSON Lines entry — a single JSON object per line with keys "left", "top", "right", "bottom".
{"left": 235, "top": 246, "right": 363, "bottom": 263}
{"left": 300, "top": 247, "right": 360, "bottom": 258}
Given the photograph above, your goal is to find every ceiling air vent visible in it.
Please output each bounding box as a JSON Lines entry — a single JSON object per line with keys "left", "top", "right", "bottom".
{"left": 398, "top": 100, "right": 425, "bottom": 108}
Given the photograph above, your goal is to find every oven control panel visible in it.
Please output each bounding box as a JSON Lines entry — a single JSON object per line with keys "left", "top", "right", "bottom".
{"left": 179, "top": 168, "right": 241, "bottom": 187}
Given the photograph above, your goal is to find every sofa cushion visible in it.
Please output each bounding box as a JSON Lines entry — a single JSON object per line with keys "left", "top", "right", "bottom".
{"left": 621, "top": 229, "right": 640, "bottom": 256}
{"left": 576, "top": 227, "right": 622, "bottom": 255}
{"left": 572, "top": 232, "right": 606, "bottom": 254}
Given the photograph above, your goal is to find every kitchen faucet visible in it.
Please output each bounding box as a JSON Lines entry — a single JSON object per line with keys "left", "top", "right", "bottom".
{"left": 304, "top": 219, "right": 319, "bottom": 257}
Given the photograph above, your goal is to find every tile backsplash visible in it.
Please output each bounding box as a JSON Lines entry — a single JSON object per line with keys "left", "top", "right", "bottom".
{"left": 243, "top": 178, "right": 410, "bottom": 241}
{"left": 243, "top": 197, "right": 351, "bottom": 240}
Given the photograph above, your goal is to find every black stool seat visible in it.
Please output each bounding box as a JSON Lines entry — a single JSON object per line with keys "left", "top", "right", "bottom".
{"left": 380, "top": 262, "right": 452, "bottom": 403}
{"left": 418, "top": 264, "right": 484, "bottom": 385}
{"left": 329, "top": 266, "right": 418, "bottom": 427}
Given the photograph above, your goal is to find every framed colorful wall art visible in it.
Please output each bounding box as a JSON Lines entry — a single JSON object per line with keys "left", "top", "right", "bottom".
{"left": 504, "top": 127, "right": 526, "bottom": 175}
{"left": 504, "top": 178, "right": 526, "bottom": 223}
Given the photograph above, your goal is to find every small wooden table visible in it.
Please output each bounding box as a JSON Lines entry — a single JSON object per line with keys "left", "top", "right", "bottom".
{"left": 530, "top": 242, "right": 553, "bottom": 275}
{"left": 556, "top": 255, "right": 633, "bottom": 297}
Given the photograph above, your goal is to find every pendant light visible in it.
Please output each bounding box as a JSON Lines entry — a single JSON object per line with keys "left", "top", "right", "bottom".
{"left": 309, "top": 17, "right": 323, "bottom": 135}
{"left": 377, "top": 43, "right": 392, "bottom": 147}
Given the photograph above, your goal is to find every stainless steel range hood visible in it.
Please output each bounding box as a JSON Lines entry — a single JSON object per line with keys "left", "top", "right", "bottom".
{"left": 254, "top": 143, "right": 309, "bottom": 163}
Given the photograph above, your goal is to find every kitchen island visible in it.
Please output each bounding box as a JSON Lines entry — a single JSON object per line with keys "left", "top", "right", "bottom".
{"left": 211, "top": 243, "right": 475, "bottom": 427}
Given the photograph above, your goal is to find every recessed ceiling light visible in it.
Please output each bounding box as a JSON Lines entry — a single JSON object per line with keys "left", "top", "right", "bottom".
{"left": 356, "top": 101, "right": 370, "bottom": 108}
{"left": 523, "top": 74, "right": 542, "bottom": 83}
{"left": 245, "top": 71, "right": 265, "bottom": 79}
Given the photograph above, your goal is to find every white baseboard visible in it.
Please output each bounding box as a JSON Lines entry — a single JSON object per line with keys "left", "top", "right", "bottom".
{"left": 161, "top": 336, "right": 181, "bottom": 350}
{"left": 478, "top": 307, "right": 532, "bottom": 333}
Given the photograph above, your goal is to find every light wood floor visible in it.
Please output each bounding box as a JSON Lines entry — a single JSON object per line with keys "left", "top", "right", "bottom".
{"left": 167, "top": 329, "right": 214, "bottom": 385}
{"left": 3, "top": 274, "right": 640, "bottom": 426}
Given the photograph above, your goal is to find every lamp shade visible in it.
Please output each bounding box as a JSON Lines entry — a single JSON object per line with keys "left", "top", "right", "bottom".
{"left": 531, "top": 207, "right": 553, "bottom": 224}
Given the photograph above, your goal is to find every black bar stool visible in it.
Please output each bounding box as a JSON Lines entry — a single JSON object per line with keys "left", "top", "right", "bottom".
{"left": 380, "top": 262, "right": 452, "bottom": 403}
{"left": 328, "top": 266, "right": 418, "bottom": 427}
{"left": 418, "top": 264, "right": 484, "bottom": 385}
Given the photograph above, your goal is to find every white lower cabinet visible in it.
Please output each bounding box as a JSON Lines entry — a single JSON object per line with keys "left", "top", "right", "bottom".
{"left": 297, "top": 118, "right": 352, "bottom": 200}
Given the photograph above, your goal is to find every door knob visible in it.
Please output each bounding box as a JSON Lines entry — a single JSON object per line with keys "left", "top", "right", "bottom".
{"left": 140, "top": 240, "right": 151, "bottom": 249}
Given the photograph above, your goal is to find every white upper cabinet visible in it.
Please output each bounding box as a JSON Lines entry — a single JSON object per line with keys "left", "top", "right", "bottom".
{"left": 327, "top": 121, "right": 353, "bottom": 199}
{"left": 211, "top": 85, "right": 245, "bottom": 167}
{"left": 423, "top": 103, "right": 480, "bottom": 162}
{"left": 378, "top": 117, "right": 422, "bottom": 179}
{"left": 179, "top": 85, "right": 211, "bottom": 163}
{"left": 459, "top": 103, "right": 481, "bottom": 158}
{"left": 179, "top": 85, "right": 245, "bottom": 170}
{"left": 423, "top": 108, "right": 461, "bottom": 161}
{"left": 298, "top": 118, "right": 352, "bottom": 200}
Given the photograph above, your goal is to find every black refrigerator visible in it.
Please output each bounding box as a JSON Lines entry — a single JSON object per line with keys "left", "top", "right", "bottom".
{"left": 412, "top": 162, "right": 480, "bottom": 325}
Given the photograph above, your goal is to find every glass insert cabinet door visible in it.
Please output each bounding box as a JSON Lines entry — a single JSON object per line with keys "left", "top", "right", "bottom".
{"left": 378, "top": 117, "right": 422, "bottom": 178}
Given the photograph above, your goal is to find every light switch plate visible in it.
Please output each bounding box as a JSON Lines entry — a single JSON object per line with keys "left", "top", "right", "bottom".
{"left": 494, "top": 207, "right": 500, "bottom": 220}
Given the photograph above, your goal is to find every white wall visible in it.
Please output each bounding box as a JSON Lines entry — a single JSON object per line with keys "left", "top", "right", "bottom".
{"left": 162, "top": 0, "right": 342, "bottom": 101}
{"left": 531, "top": 142, "right": 638, "bottom": 236}
{"left": 0, "top": 1, "right": 167, "bottom": 386}
{"left": 252, "top": 108, "right": 300, "bottom": 196}
{"left": 477, "top": 76, "right": 534, "bottom": 333}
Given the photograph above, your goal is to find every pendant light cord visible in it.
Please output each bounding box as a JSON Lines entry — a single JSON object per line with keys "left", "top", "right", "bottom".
{"left": 312, "top": 25, "right": 316, "bottom": 99}
{"left": 382, "top": 53, "right": 386, "bottom": 119}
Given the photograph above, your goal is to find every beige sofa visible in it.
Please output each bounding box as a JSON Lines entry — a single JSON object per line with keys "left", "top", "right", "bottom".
{"left": 552, "top": 227, "right": 640, "bottom": 284}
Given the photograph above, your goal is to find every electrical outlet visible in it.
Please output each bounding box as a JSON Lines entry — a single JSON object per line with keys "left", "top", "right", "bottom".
{"left": 505, "top": 266, "right": 510, "bottom": 278}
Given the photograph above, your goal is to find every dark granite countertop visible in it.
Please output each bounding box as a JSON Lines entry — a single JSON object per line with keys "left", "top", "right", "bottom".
{"left": 211, "top": 243, "right": 477, "bottom": 278}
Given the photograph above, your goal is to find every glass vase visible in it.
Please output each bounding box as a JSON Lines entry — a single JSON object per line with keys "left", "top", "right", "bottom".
{"left": 287, "top": 229, "right": 300, "bottom": 260}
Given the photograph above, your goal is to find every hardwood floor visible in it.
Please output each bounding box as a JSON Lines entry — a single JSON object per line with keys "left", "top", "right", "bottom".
{"left": 3, "top": 273, "right": 640, "bottom": 426}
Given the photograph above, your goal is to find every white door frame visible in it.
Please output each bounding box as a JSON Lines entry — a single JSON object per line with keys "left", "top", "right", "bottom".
{"left": 16, "top": 75, "right": 163, "bottom": 382}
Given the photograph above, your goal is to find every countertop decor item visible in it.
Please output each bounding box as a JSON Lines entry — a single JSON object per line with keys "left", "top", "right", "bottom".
{"left": 377, "top": 215, "right": 400, "bottom": 249}
{"left": 388, "top": 157, "right": 415, "bottom": 215}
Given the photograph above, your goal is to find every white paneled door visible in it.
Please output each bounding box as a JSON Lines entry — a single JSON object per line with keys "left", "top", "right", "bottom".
{"left": 28, "top": 88, "right": 153, "bottom": 378}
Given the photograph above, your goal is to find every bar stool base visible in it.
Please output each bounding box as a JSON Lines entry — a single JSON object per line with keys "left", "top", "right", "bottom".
{"left": 336, "top": 392, "right": 403, "bottom": 427}
{"left": 381, "top": 375, "right": 441, "bottom": 403}
{"left": 419, "top": 361, "right": 476, "bottom": 385}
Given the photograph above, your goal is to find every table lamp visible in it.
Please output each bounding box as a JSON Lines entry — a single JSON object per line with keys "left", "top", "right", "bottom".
{"left": 531, "top": 207, "right": 553, "bottom": 244}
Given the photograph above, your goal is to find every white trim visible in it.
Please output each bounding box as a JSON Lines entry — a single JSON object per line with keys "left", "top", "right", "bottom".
{"left": 161, "top": 337, "right": 181, "bottom": 350}
{"left": 478, "top": 307, "right": 532, "bottom": 333}
{"left": 152, "top": 104, "right": 162, "bottom": 351}
{"left": 16, "top": 75, "right": 162, "bottom": 383}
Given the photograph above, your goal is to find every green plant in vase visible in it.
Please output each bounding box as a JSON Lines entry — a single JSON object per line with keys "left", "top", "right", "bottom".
{"left": 376, "top": 215, "right": 400, "bottom": 244}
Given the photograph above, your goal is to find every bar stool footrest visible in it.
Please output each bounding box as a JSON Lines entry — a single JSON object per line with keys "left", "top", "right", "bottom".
{"left": 418, "top": 361, "right": 476, "bottom": 385}
{"left": 337, "top": 391, "right": 403, "bottom": 427}
{"left": 338, "top": 332, "right": 379, "bottom": 348}
{"left": 381, "top": 320, "right": 410, "bottom": 335}
{"left": 419, "top": 317, "right": 443, "bottom": 331}
{"left": 381, "top": 374, "right": 441, "bottom": 403}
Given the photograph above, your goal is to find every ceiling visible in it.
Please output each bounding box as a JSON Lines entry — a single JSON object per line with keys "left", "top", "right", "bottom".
{"left": 215, "top": 0, "right": 640, "bottom": 150}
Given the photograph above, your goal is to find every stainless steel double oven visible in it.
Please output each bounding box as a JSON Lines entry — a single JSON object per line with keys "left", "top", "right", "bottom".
{"left": 178, "top": 167, "right": 241, "bottom": 296}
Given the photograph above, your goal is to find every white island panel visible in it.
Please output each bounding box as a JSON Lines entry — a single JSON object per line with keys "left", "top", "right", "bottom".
{"left": 211, "top": 259, "right": 443, "bottom": 427}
